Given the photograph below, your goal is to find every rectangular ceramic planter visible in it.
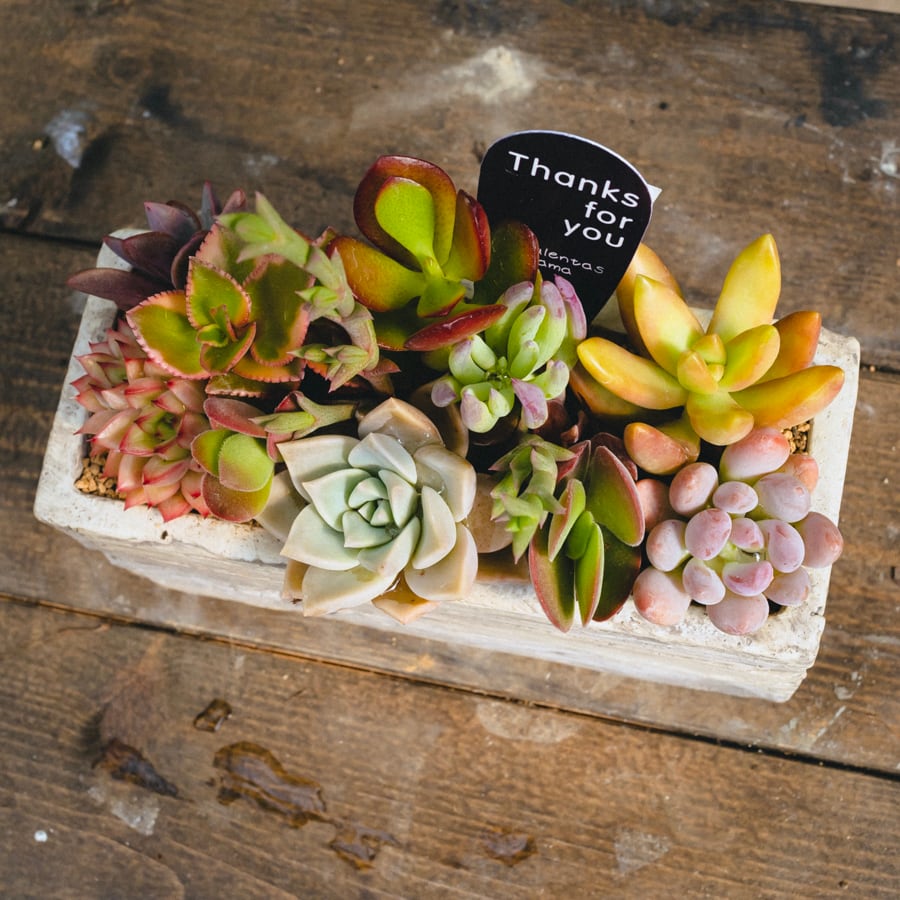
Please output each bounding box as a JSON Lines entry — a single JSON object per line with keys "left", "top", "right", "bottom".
{"left": 35, "top": 280, "right": 860, "bottom": 702}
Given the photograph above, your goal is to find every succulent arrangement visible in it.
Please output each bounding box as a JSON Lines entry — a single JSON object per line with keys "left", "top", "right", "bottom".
{"left": 67, "top": 152, "right": 848, "bottom": 637}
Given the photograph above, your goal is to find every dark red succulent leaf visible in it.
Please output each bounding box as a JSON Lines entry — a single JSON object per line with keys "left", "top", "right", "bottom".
{"left": 472, "top": 220, "right": 540, "bottom": 305}
{"left": 66, "top": 268, "right": 170, "bottom": 312}
{"left": 442, "top": 190, "right": 491, "bottom": 282}
{"left": 144, "top": 200, "right": 201, "bottom": 244}
{"left": 404, "top": 304, "right": 506, "bottom": 352}
{"left": 104, "top": 231, "right": 182, "bottom": 284}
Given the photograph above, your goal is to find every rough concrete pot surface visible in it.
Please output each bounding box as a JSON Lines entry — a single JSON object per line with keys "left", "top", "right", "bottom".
{"left": 35, "top": 244, "right": 861, "bottom": 702}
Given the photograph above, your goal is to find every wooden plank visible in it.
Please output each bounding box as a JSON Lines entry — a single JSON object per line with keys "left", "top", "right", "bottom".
{"left": 1, "top": 598, "right": 898, "bottom": 898}
{"left": 0, "top": 0, "right": 897, "bottom": 368}
{"left": 2, "top": 232, "right": 898, "bottom": 773}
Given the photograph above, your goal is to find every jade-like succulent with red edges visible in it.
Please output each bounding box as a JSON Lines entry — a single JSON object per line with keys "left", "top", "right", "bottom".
{"left": 332, "top": 155, "right": 539, "bottom": 352}
{"left": 574, "top": 235, "right": 845, "bottom": 474}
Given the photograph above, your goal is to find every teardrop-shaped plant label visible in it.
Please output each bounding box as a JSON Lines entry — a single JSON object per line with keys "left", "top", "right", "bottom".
{"left": 477, "top": 131, "right": 656, "bottom": 320}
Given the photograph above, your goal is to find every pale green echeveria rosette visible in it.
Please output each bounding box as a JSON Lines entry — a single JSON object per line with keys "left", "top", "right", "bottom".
{"left": 257, "top": 399, "right": 478, "bottom": 621}
{"left": 430, "top": 275, "right": 586, "bottom": 434}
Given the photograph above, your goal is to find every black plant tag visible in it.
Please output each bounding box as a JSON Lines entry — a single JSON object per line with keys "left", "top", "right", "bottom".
{"left": 477, "top": 130, "right": 656, "bottom": 321}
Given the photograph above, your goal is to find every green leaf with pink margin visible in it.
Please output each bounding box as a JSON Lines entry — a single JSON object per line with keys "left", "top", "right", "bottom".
{"left": 204, "top": 398, "right": 267, "bottom": 437}
{"left": 584, "top": 445, "right": 644, "bottom": 547}
{"left": 353, "top": 156, "right": 458, "bottom": 268}
{"left": 191, "top": 428, "right": 229, "bottom": 476}
{"left": 633, "top": 275, "right": 704, "bottom": 375}
{"left": 216, "top": 432, "right": 274, "bottom": 492}
{"left": 201, "top": 474, "right": 272, "bottom": 523}
{"left": 529, "top": 519, "right": 577, "bottom": 632}
{"left": 718, "top": 323, "right": 780, "bottom": 392}
{"left": 758, "top": 311, "right": 822, "bottom": 382}
{"left": 732, "top": 365, "right": 845, "bottom": 429}
{"left": 373, "top": 177, "right": 438, "bottom": 264}
{"left": 707, "top": 233, "right": 781, "bottom": 344}
{"left": 243, "top": 257, "right": 311, "bottom": 366}
{"left": 127, "top": 290, "right": 205, "bottom": 378}
{"left": 574, "top": 522, "right": 604, "bottom": 625}
{"left": 332, "top": 236, "right": 425, "bottom": 312}
{"left": 186, "top": 259, "right": 252, "bottom": 330}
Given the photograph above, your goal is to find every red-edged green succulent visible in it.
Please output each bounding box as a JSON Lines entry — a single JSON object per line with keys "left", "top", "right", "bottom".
{"left": 72, "top": 318, "right": 211, "bottom": 521}
{"left": 527, "top": 437, "right": 646, "bottom": 631}
{"left": 575, "top": 234, "right": 845, "bottom": 474}
{"left": 191, "top": 394, "right": 356, "bottom": 522}
{"left": 68, "top": 183, "right": 247, "bottom": 311}
{"left": 332, "top": 155, "right": 538, "bottom": 351}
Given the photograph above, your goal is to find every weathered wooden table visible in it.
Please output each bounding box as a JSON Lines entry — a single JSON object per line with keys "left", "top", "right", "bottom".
{"left": 2, "top": 1, "right": 898, "bottom": 896}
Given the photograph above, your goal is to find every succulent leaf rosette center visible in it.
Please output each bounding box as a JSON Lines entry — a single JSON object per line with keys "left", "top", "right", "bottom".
{"left": 274, "top": 399, "right": 478, "bottom": 616}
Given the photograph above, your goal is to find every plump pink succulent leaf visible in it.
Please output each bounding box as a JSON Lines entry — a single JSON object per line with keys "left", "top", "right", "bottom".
{"left": 731, "top": 365, "right": 845, "bottom": 429}
{"left": 127, "top": 291, "right": 205, "bottom": 377}
{"left": 472, "top": 220, "right": 539, "bottom": 306}
{"left": 577, "top": 338, "right": 687, "bottom": 410}
{"left": 708, "top": 234, "right": 781, "bottom": 344}
{"left": 575, "top": 523, "right": 604, "bottom": 625}
{"left": 759, "top": 310, "right": 823, "bottom": 382}
{"left": 584, "top": 445, "right": 644, "bottom": 546}
{"left": 332, "top": 236, "right": 424, "bottom": 312}
{"left": 633, "top": 275, "right": 704, "bottom": 375}
{"left": 718, "top": 323, "right": 781, "bottom": 392}
{"left": 216, "top": 433, "right": 273, "bottom": 492}
{"left": 243, "top": 257, "right": 310, "bottom": 365}
{"left": 353, "top": 155, "right": 458, "bottom": 268}
{"left": 624, "top": 416, "right": 700, "bottom": 476}
{"left": 443, "top": 191, "right": 491, "bottom": 282}
{"left": 777, "top": 453, "right": 819, "bottom": 492}
{"left": 68, "top": 268, "right": 170, "bottom": 311}
{"left": 404, "top": 304, "right": 506, "bottom": 351}
{"left": 796, "top": 511, "right": 844, "bottom": 567}
{"left": 144, "top": 200, "right": 200, "bottom": 243}
{"left": 204, "top": 397, "right": 267, "bottom": 437}
{"left": 201, "top": 473, "right": 271, "bottom": 523}
{"left": 373, "top": 177, "right": 438, "bottom": 264}
{"left": 528, "top": 521, "right": 576, "bottom": 632}
{"left": 685, "top": 390, "right": 755, "bottom": 445}
{"left": 593, "top": 534, "right": 642, "bottom": 622}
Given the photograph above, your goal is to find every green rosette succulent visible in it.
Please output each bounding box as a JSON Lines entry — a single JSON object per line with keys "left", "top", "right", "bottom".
{"left": 430, "top": 275, "right": 587, "bottom": 434}
{"left": 575, "top": 234, "right": 845, "bottom": 474}
{"left": 262, "top": 399, "right": 478, "bottom": 618}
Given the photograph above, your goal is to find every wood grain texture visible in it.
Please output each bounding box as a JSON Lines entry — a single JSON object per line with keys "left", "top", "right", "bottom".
{"left": 1, "top": 599, "right": 898, "bottom": 898}
{"left": 1, "top": 233, "right": 897, "bottom": 775}
{"left": 0, "top": 0, "right": 897, "bottom": 366}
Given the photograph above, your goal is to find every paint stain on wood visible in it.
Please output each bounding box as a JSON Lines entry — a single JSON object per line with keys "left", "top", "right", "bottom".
{"left": 193, "top": 698, "right": 232, "bottom": 732}
{"left": 213, "top": 742, "right": 326, "bottom": 826}
{"left": 94, "top": 738, "right": 179, "bottom": 798}
{"left": 213, "top": 741, "right": 398, "bottom": 868}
